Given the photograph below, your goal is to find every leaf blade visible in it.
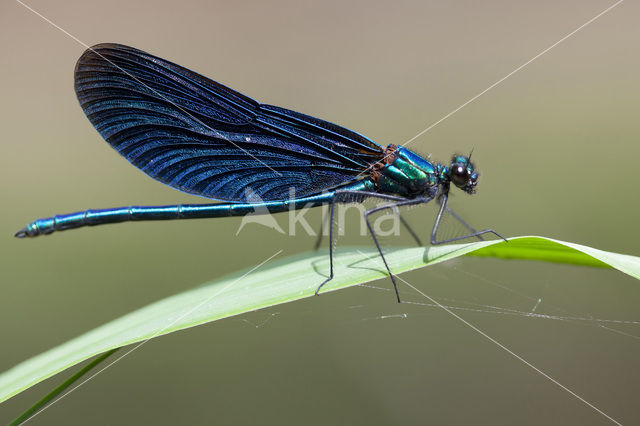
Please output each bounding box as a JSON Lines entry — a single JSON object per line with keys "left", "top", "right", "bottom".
{"left": 1, "top": 236, "right": 638, "bottom": 403}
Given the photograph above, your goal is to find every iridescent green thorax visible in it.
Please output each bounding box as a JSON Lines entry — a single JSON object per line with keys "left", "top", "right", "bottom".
{"left": 369, "top": 145, "right": 441, "bottom": 197}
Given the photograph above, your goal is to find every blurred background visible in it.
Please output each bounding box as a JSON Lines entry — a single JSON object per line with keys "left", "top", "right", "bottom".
{"left": 1, "top": 0, "right": 638, "bottom": 424}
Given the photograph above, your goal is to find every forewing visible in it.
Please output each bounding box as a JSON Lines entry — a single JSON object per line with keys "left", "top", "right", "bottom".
{"left": 74, "top": 43, "right": 383, "bottom": 201}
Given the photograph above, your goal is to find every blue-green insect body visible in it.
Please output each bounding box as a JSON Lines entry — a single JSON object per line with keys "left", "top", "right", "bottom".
{"left": 15, "top": 43, "right": 505, "bottom": 303}
{"left": 372, "top": 145, "right": 470, "bottom": 199}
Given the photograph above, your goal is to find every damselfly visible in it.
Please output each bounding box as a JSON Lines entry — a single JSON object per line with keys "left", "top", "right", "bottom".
{"left": 15, "top": 44, "right": 505, "bottom": 302}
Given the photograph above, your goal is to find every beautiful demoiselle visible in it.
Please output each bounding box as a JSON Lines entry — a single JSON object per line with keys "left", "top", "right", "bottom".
{"left": 15, "top": 44, "right": 504, "bottom": 301}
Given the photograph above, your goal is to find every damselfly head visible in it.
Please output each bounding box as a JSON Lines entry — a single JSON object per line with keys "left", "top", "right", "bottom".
{"left": 448, "top": 154, "right": 478, "bottom": 194}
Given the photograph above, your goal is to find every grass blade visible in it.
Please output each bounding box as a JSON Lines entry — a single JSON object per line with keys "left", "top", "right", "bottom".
{"left": 1, "top": 236, "right": 638, "bottom": 404}
{"left": 8, "top": 349, "right": 118, "bottom": 426}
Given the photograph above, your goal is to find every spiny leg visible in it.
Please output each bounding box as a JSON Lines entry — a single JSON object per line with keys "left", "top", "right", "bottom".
{"left": 364, "top": 196, "right": 434, "bottom": 303}
{"left": 431, "top": 193, "right": 507, "bottom": 245}
{"left": 315, "top": 206, "right": 421, "bottom": 250}
{"left": 438, "top": 196, "right": 483, "bottom": 240}
{"left": 315, "top": 195, "right": 337, "bottom": 295}
{"left": 315, "top": 190, "right": 406, "bottom": 296}
{"left": 313, "top": 207, "right": 330, "bottom": 251}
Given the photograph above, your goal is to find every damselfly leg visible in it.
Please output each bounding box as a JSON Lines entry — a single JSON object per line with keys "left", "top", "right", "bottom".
{"left": 363, "top": 196, "right": 435, "bottom": 302}
{"left": 315, "top": 190, "right": 407, "bottom": 298}
{"left": 315, "top": 191, "right": 506, "bottom": 302}
{"left": 430, "top": 193, "right": 507, "bottom": 245}
{"left": 314, "top": 207, "right": 423, "bottom": 250}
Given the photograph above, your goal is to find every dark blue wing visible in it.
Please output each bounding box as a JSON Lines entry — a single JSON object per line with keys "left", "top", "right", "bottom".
{"left": 74, "top": 43, "right": 383, "bottom": 201}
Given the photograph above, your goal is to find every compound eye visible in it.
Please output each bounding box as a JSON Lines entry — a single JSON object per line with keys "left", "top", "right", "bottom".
{"left": 451, "top": 164, "right": 468, "bottom": 186}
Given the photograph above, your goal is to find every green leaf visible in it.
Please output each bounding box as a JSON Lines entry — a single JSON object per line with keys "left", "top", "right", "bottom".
{"left": 1, "top": 236, "right": 638, "bottom": 403}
